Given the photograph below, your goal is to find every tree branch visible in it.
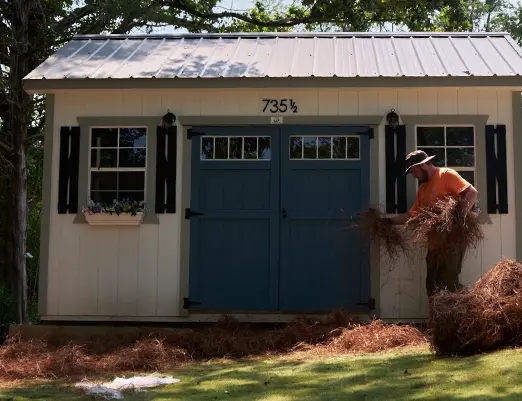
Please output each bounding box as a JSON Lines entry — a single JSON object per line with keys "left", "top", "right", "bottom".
{"left": 26, "top": 133, "right": 43, "bottom": 143}
{"left": 0, "top": 136, "right": 13, "bottom": 154}
{"left": 155, "top": 0, "right": 321, "bottom": 27}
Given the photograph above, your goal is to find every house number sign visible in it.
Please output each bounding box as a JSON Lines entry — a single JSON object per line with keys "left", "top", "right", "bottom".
{"left": 261, "top": 99, "right": 298, "bottom": 113}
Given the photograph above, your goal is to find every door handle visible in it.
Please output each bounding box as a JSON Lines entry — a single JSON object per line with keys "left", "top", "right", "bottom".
{"left": 282, "top": 208, "right": 287, "bottom": 219}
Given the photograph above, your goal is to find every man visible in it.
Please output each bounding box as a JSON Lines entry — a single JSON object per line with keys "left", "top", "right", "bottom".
{"left": 386, "top": 150, "right": 478, "bottom": 296}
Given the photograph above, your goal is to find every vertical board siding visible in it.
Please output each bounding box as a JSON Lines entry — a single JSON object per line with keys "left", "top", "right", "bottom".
{"left": 117, "top": 229, "right": 139, "bottom": 316}
{"left": 47, "top": 87, "right": 516, "bottom": 319}
{"left": 137, "top": 224, "right": 159, "bottom": 316}
{"left": 97, "top": 229, "right": 119, "bottom": 316}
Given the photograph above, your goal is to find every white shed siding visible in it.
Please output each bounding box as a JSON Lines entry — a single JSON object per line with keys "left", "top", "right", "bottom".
{"left": 45, "top": 87, "right": 515, "bottom": 320}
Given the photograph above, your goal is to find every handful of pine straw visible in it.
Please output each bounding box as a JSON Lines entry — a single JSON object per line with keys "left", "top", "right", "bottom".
{"left": 357, "top": 208, "right": 409, "bottom": 263}
{"left": 406, "top": 195, "right": 484, "bottom": 258}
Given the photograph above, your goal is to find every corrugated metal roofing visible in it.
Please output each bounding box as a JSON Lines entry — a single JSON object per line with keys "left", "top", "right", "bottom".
{"left": 24, "top": 32, "right": 522, "bottom": 80}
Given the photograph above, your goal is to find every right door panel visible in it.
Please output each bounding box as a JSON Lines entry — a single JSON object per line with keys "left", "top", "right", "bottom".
{"left": 278, "top": 126, "right": 371, "bottom": 312}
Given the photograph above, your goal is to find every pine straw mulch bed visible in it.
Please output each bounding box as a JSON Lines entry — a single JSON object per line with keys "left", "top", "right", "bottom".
{"left": 428, "top": 259, "right": 522, "bottom": 357}
{"left": 0, "top": 313, "right": 427, "bottom": 381}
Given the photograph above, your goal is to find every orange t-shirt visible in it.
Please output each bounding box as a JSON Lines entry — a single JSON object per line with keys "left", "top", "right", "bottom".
{"left": 409, "top": 167, "right": 471, "bottom": 216}
{"left": 409, "top": 168, "right": 471, "bottom": 250}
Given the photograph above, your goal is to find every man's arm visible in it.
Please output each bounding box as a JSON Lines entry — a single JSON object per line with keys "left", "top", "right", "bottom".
{"left": 460, "top": 184, "right": 478, "bottom": 212}
{"left": 388, "top": 212, "right": 411, "bottom": 225}
{"left": 443, "top": 169, "right": 478, "bottom": 213}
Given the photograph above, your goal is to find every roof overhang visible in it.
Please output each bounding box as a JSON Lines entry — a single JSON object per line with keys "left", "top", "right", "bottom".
{"left": 23, "top": 76, "right": 522, "bottom": 94}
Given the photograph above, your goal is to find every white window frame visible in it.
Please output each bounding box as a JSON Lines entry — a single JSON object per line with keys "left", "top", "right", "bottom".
{"left": 289, "top": 134, "right": 361, "bottom": 160}
{"left": 200, "top": 135, "right": 272, "bottom": 161}
{"left": 414, "top": 124, "right": 476, "bottom": 185}
{"left": 88, "top": 126, "right": 148, "bottom": 203}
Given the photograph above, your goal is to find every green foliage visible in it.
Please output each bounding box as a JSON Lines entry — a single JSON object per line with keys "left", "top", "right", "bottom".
{"left": 0, "top": 284, "right": 15, "bottom": 343}
{"left": 26, "top": 141, "right": 44, "bottom": 320}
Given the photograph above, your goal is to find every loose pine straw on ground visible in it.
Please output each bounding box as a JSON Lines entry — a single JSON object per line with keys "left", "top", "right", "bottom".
{"left": 429, "top": 259, "right": 522, "bottom": 357}
{"left": 0, "top": 313, "right": 426, "bottom": 380}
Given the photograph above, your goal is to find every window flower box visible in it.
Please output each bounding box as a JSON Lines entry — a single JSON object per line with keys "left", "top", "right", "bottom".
{"left": 84, "top": 212, "right": 144, "bottom": 226}
{"left": 82, "top": 199, "right": 146, "bottom": 227}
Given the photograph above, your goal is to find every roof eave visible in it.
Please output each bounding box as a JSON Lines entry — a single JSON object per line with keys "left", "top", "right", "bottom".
{"left": 70, "top": 31, "right": 513, "bottom": 40}
{"left": 23, "top": 76, "right": 522, "bottom": 94}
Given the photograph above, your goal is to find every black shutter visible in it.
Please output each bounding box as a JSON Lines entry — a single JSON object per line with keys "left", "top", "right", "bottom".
{"left": 68, "top": 128, "right": 81, "bottom": 213}
{"left": 486, "top": 124, "right": 508, "bottom": 214}
{"left": 155, "top": 125, "right": 177, "bottom": 214}
{"left": 57, "top": 127, "right": 70, "bottom": 214}
{"left": 385, "top": 125, "right": 407, "bottom": 214}
{"left": 57, "top": 126, "right": 81, "bottom": 214}
{"left": 165, "top": 126, "right": 177, "bottom": 213}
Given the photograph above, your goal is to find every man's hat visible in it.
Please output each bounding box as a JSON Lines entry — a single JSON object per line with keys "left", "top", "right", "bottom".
{"left": 404, "top": 150, "right": 435, "bottom": 174}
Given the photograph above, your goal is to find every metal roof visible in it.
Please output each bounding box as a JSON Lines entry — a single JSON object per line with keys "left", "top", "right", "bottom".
{"left": 24, "top": 32, "right": 522, "bottom": 82}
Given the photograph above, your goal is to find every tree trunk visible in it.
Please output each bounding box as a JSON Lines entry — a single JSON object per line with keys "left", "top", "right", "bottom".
{"left": 9, "top": 0, "right": 30, "bottom": 324}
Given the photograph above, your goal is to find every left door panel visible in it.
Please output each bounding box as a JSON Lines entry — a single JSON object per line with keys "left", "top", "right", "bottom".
{"left": 187, "top": 127, "right": 280, "bottom": 311}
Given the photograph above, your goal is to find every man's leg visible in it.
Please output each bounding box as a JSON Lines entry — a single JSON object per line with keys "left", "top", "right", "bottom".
{"left": 439, "top": 245, "right": 465, "bottom": 291}
{"left": 425, "top": 249, "right": 440, "bottom": 296}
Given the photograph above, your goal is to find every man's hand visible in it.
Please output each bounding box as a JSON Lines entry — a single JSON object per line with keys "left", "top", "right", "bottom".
{"left": 382, "top": 217, "right": 392, "bottom": 225}
{"left": 388, "top": 212, "right": 411, "bottom": 225}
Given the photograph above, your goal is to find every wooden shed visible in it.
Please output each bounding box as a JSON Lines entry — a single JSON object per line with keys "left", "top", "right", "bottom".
{"left": 23, "top": 31, "right": 522, "bottom": 322}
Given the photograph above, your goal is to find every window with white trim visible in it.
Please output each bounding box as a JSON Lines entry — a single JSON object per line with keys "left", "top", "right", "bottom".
{"left": 415, "top": 126, "right": 475, "bottom": 186}
{"left": 89, "top": 127, "right": 147, "bottom": 204}
{"left": 201, "top": 136, "right": 271, "bottom": 160}
{"left": 289, "top": 135, "right": 360, "bottom": 160}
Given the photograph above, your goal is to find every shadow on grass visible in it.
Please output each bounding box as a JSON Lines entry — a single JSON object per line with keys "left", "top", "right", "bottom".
{"left": 4, "top": 348, "right": 522, "bottom": 400}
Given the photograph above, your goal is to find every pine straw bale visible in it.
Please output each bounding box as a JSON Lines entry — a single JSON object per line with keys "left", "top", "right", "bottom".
{"left": 357, "top": 208, "right": 410, "bottom": 264}
{"left": 406, "top": 195, "right": 484, "bottom": 261}
{"left": 0, "top": 314, "right": 427, "bottom": 380}
{"left": 428, "top": 290, "right": 522, "bottom": 356}
{"left": 474, "top": 259, "right": 522, "bottom": 297}
{"left": 428, "top": 260, "right": 522, "bottom": 356}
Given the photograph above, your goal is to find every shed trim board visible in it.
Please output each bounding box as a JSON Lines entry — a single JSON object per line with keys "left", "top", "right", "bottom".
{"left": 177, "top": 115, "right": 383, "bottom": 316}
{"left": 186, "top": 124, "right": 372, "bottom": 313}
{"left": 75, "top": 117, "right": 161, "bottom": 224}
{"left": 513, "top": 92, "right": 522, "bottom": 260}
{"left": 401, "top": 115, "right": 490, "bottom": 221}
{"left": 38, "top": 94, "right": 55, "bottom": 316}
{"left": 23, "top": 78, "right": 522, "bottom": 92}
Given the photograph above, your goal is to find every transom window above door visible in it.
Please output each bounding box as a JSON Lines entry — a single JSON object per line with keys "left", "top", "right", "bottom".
{"left": 415, "top": 126, "right": 475, "bottom": 186}
{"left": 201, "top": 136, "right": 271, "bottom": 160}
{"left": 89, "top": 127, "right": 147, "bottom": 204}
{"left": 290, "top": 136, "right": 360, "bottom": 160}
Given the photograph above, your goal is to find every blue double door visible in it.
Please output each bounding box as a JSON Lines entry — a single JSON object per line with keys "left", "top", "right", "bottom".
{"left": 187, "top": 125, "right": 371, "bottom": 312}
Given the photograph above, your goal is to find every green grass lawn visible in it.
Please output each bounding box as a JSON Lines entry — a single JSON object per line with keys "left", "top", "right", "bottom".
{"left": 3, "top": 345, "right": 522, "bottom": 400}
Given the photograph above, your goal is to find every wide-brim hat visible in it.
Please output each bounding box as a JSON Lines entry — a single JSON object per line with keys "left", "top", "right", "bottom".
{"left": 404, "top": 150, "right": 435, "bottom": 174}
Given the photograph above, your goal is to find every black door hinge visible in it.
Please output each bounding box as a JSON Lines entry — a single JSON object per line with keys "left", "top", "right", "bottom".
{"left": 356, "top": 297, "right": 376, "bottom": 310}
{"left": 187, "top": 129, "right": 205, "bottom": 139}
{"left": 183, "top": 297, "right": 202, "bottom": 309}
{"left": 185, "top": 208, "right": 204, "bottom": 219}
{"left": 369, "top": 127, "right": 374, "bottom": 139}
